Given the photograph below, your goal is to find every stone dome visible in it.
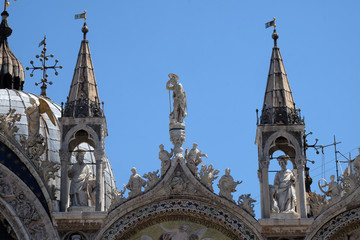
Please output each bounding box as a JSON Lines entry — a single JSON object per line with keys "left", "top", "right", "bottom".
{"left": 0, "top": 89, "right": 116, "bottom": 209}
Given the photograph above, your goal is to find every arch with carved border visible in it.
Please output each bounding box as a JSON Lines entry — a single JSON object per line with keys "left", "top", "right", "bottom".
{"left": 306, "top": 187, "right": 360, "bottom": 239}
{"left": 0, "top": 163, "right": 59, "bottom": 239}
{"left": 97, "top": 160, "right": 262, "bottom": 240}
{"left": 0, "top": 132, "right": 54, "bottom": 214}
{"left": 63, "top": 124, "right": 101, "bottom": 151}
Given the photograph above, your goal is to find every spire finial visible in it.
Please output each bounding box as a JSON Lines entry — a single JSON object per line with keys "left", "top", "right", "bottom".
{"left": 26, "top": 37, "right": 63, "bottom": 98}
{"left": 272, "top": 29, "right": 279, "bottom": 47}
{"left": 82, "top": 22, "right": 88, "bottom": 40}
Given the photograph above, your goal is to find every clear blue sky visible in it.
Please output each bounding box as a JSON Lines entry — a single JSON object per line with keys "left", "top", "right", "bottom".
{"left": 7, "top": 0, "right": 360, "bottom": 217}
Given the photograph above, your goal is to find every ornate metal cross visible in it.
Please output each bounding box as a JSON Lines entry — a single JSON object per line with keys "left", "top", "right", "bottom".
{"left": 26, "top": 37, "right": 62, "bottom": 98}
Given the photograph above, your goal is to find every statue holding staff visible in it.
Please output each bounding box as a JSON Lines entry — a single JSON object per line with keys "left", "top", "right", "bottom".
{"left": 166, "top": 73, "right": 187, "bottom": 123}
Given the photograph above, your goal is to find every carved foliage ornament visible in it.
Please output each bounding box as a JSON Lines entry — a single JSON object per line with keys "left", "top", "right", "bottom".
{"left": 0, "top": 170, "right": 51, "bottom": 240}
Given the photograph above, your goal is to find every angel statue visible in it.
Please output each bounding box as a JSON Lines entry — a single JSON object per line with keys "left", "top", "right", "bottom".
{"left": 318, "top": 174, "right": 343, "bottom": 202}
{"left": 166, "top": 73, "right": 187, "bottom": 123}
{"left": 24, "top": 97, "right": 56, "bottom": 160}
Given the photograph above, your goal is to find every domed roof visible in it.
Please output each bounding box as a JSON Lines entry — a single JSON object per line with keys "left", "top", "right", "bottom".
{"left": 0, "top": 89, "right": 116, "bottom": 209}
{"left": 0, "top": 11, "right": 25, "bottom": 90}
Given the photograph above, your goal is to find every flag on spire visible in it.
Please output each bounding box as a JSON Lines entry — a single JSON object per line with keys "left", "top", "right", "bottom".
{"left": 38, "top": 35, "right": 46, "bottom": 47}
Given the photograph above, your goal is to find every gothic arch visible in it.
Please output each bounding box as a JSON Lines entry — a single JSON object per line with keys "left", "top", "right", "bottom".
{"left": 63, "top": 124, "right": 100, "bottom": 151}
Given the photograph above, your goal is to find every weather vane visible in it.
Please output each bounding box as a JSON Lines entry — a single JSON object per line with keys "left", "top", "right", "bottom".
{"left": 4, "top": 0, "right": 16, "bottom": 11}
{"left": 26, "top": 36, "right": 62, "bottom": 98}
{"left": 265, "top": 17, "right": 276, "bottom": 29}
{"left": 75, "top": 10, "right": 87, "bottom": 21}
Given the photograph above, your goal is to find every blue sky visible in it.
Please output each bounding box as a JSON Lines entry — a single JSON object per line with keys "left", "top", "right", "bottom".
{"left": 7, "top": 0, "right": 360, "bottom": 217}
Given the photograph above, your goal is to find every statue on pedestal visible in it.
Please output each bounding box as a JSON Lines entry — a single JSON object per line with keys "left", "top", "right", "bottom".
{"left": 159, "top": 144, "right": 173, "bottom": 176}
{"left": 272, "top": 156, "right": 296, "bottom": 213}
{"left": 218, "top": 168, "right": 242, "bottom": 202}
{"left": 166, "top": 73, "right": 187, "bottom": 123}
{"left": 68, "top": 150, "right": 91, "bottom": 207}
{"left": 185, "top": 143, "right": 208, "bottom": 175}
{"left": 126, "top": 167, "right": 146, "bottom": 198}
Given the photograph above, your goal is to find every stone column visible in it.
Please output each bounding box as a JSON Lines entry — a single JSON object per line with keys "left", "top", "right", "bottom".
{"left": 296, "top": 156, "right": 307, "bottom": 218}
{"left": 59, "top": 149, "right": 70, "bottom": 212}
{"left": 94, "top": 150, "right": 105, "bottom": 211}
{"left": 260, "top": 156, "right": 270, "bottom": 218}
{"left": 169, "top": 122, "right": 185, "bottom": 160}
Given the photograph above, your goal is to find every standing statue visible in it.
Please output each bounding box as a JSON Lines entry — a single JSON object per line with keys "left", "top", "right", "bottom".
{"left": 68, "top": 150, "right": 91, "bottom": 207}
{"left": 272, "top": 156, "right": 296, "bottom": 213}
{"left": 24, "top": 98, "right": 56, "bottom": 161}
{"left": 318, "top": 175, "right": 342, "bottom": 202}
{"left": 185, "top": 143, "right": 208, "bottom": 175}
{"left": 126, "top": 167, "right": 146, "bottom": 198}
{"left": 159, "top": 144, "right": 173, "bottom": 176}
{"left": 218, "top": 168, "right": 242, "bottom": 202}
{"left": 166, "top": 73, "right": 187, "bottom": 123}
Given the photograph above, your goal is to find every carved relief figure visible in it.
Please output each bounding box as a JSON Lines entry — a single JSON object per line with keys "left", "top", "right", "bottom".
{"left": 166, "top": 73, "right": 187, "bottom": 123}
{"left": 143, "top": 170, "right": 160, "bottom": 191}
{"left": 170, "top": 171, "right": 186, "bottom": 194}
{"left": 199, "top": 164, "right": 220, "bottom": 192}
{"left": 159, "top": 144, "right": 173, "bottom": 176}
{"left": 68, "top": 150, "right": 91, "bottom": 207}
{"left": 157, "top": 223, "right": 208, "bottom": 240}
{"left": 218, "top": 168, "right": 242, "bottom": 202}
{"left": 272, "top": 156, "right": 296, "bottom": 213}
{"left": 126, "top": 167, "right": 146, "bottom": 198}
{"left": 185, "top": 143, "right": 208, "bottom": 176}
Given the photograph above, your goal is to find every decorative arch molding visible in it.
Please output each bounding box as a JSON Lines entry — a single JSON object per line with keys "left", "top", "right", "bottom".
{"left": 306, "top": 187, "right": 360, "bottom": 239}
{"left": 63, "top": 124, "right": 100, "bottom": 151}
{"left": 263, "top": 130, "right": 303, "bottom": 163}
{"left": 0, "top": 133, "right": 53, "bottom": 215}
{"left": 0, "top": 163, "right": 59, "bottom": 239}
{"left": 99, "top": 197, "right": 262, "bottom": 240}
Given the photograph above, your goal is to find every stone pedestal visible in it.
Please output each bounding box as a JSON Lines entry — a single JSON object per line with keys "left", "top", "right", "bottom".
{"left": 67, "top": 206, "right": 95, "bottom": 212}
{"left": 169, "top": 122, "right": 185, "bottom": 157}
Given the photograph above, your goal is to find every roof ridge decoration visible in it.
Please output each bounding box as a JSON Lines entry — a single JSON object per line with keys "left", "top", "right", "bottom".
{"left": 63, "top": 22, "right": 103, "bottom": 118}
{"left": 0, "top": 10, "right": 25, "bottom": 90}
{"left": 259, "top": 29, "right": 303, "bottom": 125}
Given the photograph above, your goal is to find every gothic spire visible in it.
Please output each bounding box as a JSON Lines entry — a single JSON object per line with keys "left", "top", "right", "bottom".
{"left": 63, "top": 22, "right": 103, "bottom": 118}
{"left": 260, "top": 29, "right": 301, "bottom": 125}
{"left": 0, "top": 10, "right": 24, "bottom": 90}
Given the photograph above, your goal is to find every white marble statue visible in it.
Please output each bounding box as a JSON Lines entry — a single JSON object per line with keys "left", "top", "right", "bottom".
{"left": 273, "top": 156, "right": 296, "bottom": 213}
{"left": 126, "top": 167, "right": 146, "bottom": 198}
{"left": 68, "top": 150, "right": 91, "bottom": 207}
{"left": 185, "top": 143, "right": 208, "bottom": 175}
{"left": 319, "top": 175, "right": 342, "bottom": 202}
{"left": 170, "top": 171, "right": 186, "bottom": 194}
{"left": 218, "top": 168, "right": 242, "bottom": 202}
{"left": 166, "top": 73, "right": 187, "bottom": 123}
{"left": 143, "top": 170, "right": 160, "bottom": 191}
{"left": 159, "top": 144, "right": 173, "bottom": 176}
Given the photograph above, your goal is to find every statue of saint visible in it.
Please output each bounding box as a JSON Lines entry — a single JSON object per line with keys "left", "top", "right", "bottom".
{"left": 25, "top": 97, "right": 56, "bottom": 141}
{"left": 185, "top": 143, "right": 208, "bottom": 175}
{"left": 68, "top": 150, "right": 91, "bottom": 207}
{"left": 166, "top": 73, "right": 187, "bottom": 123}
{"left": 273, "top": 156, "right": 296, "bottom": 213}
{"left": 159, "top": 144, "right": 173, "bottom": 176}
{"left": 126, "top": 167, "right": 146, "bottom": 198}
{"left": 218, "top": 168, "right": 242, "bottom": 202}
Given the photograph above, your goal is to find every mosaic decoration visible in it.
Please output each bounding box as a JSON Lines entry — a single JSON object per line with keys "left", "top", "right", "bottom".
{"left": 312, "top": 206, "right": 360, "bottom": 239}
{"left": 103, "top": 199, "right": 258, "bottom": 240}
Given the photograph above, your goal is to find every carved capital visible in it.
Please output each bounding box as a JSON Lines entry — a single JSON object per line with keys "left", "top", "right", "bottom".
{"left": 94, "top": 150, "right": 105, "bottom": 161}
{"left": 295, "top": 157, "right": 305, "bottom": 169}
{"left": 259, "top": 156, "right": 270, "bottom": 169}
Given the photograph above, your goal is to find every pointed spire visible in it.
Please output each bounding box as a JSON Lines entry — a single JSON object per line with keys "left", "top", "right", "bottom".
{"left": 260, "top": 29, "right": 301, "bottom": 125}
{"left": 63, "top": 22, "right": 103, "bottom": 118}
{"left": 0, "top": 10, "right": 24, "bottom": 90}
